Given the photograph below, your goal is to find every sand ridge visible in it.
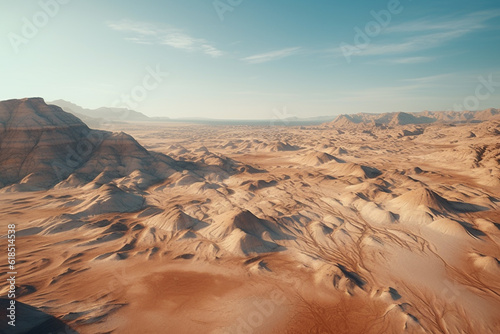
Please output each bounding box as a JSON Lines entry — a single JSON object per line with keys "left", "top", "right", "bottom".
{"left": 1, "top": 100, "right": 500, "bottom": 333}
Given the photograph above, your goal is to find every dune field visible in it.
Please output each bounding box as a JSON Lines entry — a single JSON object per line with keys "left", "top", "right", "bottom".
{"left": 0, "top": 98, "right": 499, "bottom": 333}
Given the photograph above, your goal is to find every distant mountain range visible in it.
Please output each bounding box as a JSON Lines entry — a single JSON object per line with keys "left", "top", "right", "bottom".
{"left": 49, "top": 99, "right": 156, "bottom": 124}
{"left": 327, "top": 109, "right": 500, "bottom": 128}
{"left": 36, "top": 99, "right": 500, "bottom": 128}
{"left": 49, "top": 99, "right": 335, "bottom": 126}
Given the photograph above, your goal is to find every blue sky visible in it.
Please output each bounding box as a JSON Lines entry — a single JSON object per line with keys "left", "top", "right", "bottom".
{"left": 1, "top": 0, "right": 499, "bottom": 119}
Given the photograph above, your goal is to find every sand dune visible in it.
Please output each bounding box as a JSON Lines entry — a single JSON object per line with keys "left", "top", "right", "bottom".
{"left": 389, "top": 187, "right": 453, "bottom": 212}
{"left": 1, "top": 99, "right": 500, "bottom": 333}
{"left": 296, "top": 151, "right": 345, "bottom": 166}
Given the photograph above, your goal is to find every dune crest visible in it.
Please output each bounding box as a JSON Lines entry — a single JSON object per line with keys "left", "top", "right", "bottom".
{"left": 1, "top": 99, "right": 500, "bottom": 333}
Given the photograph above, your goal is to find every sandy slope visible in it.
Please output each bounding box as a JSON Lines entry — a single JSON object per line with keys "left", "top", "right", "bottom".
{"left": 1, "top": 115, "right": 500, "bottom": 333}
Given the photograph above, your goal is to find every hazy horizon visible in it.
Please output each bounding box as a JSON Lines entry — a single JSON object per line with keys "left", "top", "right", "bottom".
{"left": 19, "top": 97, "right": 500, "bottom": 120}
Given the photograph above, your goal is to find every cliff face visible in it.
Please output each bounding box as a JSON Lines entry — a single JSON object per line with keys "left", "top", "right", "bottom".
{"left": 0, "top": 98, "right": 92, "bottom": 188}
{"left": 0, "top": 98, "right": 175, "bottom": 191}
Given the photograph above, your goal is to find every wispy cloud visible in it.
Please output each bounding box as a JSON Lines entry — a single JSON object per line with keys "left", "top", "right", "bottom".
{"left": 230, "top": 90, "right": 298, "bottom": 97}
{"left": 361, "top": 29, "right": 470, "bottom": 56}
{"left": 371, "top": 56, "right": 436, "bottom": 64}
{"left": 336, "top": 10, "right": 500, "bottom": 59}
{"left": 334, "top": 74, "right": 462, "bottom": 102}
{"left": 107, "top": 19, "right": 223, "bottom": 58}
{"left": 385, "top": 10, "right": 500, "bottom": 33}
{"left": 242, "top": 47, "right": 302, "bottom": 64}
{"left": 390, "top": 56, "right": 434, "bottom": 64}
{"left": 108, "top": 20, "right": 159, "bottom": 36}
{"left": 331, "top": 85, "right": 426, "bottom": 105}
{"left": 402, "top": 73, "right": 455, "bottom": 84}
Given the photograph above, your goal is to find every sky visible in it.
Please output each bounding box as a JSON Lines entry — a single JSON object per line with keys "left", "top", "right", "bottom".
{"left": 1, "top": 0, "right": 499, "bottom": 119}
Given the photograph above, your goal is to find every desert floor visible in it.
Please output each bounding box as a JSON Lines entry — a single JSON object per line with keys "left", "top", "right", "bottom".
{"left": 1, "top": 121, "right": 500, "bottom": 334}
